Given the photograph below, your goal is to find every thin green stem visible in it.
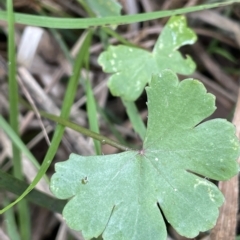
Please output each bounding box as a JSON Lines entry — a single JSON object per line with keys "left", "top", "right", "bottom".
{"left": 122, "top": 99, "right": 146, "bottom": 140}
{"left": 84, "top": 32, "right": 102, "bottom": 155}
{"left": 7, "top": 0, "right": 31, "bottom": 239}
{"left": 19, "top": 98, "right": 133, "bottom": 151}
{"left": 7, "top": 0, "right": 20, "bottom": 178}
{"left": 4, "top": 198, "right": 20, "bottom": 240}
{"left": 40, "top": 111, "right": 132, "bottom": 152}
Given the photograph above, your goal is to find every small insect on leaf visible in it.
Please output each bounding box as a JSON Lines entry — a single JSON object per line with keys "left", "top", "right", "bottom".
{"left": 81, "top": 177, "right": 88, "bottom": 184}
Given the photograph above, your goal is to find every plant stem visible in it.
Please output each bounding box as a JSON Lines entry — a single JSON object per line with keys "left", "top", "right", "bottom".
{"left": 40, "top": 111, "right": 133, "bottom": 152}
{"left": 7, "top": 0, "right": 31, "bottom": 239}
{"left": 122, "top": 99, "right": 146, "bottom": 140}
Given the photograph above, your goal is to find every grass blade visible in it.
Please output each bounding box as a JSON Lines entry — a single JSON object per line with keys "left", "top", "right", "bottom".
{"left": 0, "top": 1, "right": 239, "bottom": 28}
{"left": 0, "top": 170, "right": 66, "bottom": 213}
{"left": 0, "top": 115, "right": 48, "bottom": 181}
{"left": 84, "top": 32, "right": 101, "bottom": 155}
{"left": 85, "top": 76, "right": 102, "bottom": 154}
{"left": 7, "top": 0, "right": 31, "bottom": 238}
{"left": 4, "top": 199, "right": 20, "bottom": 240}
{"left": 0, "top": 31, "right": 92, "bottom": 214}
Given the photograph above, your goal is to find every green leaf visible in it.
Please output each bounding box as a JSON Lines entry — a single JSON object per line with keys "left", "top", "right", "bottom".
{"left": 85, "top": 0, "right": 122, "bottom": 17}
{"left": 50, "top": 70, "right": 239, "bottom": 240}
{"left": 98, "top": 16, "right": 197, "bottom": 101}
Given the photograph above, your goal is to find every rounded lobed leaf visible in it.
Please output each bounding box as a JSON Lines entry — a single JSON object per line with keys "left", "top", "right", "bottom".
{"left": 50, "top": 70, "right": 239, "bottom": 240}
{"left": 98, "top": 15, "right": 197, "bottom": 101}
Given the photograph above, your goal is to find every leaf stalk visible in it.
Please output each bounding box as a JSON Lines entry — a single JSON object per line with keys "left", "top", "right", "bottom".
{"left": 40, "top": 111, "right": 133, "bottom": 152}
